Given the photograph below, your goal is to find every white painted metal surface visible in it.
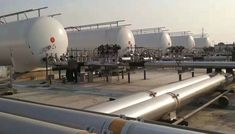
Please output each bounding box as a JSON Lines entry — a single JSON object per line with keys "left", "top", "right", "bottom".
{"left": 171, "top": 35, "right": 195, "bottom": 49}
{"left": 0, "top": 67, "right": 8, "bottom": 78}
{"left": 86, "top": 75, "right": 210, "bottom": 113}
{"left": 0, "top": 98, "right": 203, "bottom": 134}
{"left": 0, "top": 112, "right": 88, "bottom": 134}
{"left": 0, "top": 17, "right": 68, "bottom": 72}
{"left": 194, "top": 37, "right": 213, "bottom": 48}
{"left": 134, "top": 31, "right": 172, "bottom": 50}
{"left": 67, "top": 26, "right": 135, "bottom": 55}
{"left": 113, "top": 75, "right": 226, "bottom": 120}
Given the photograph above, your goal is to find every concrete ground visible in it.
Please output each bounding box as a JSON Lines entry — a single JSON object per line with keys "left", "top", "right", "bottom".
{"left": 184, "top": 83, "right": 235, "bottom": 134}
{"left": 3, "top": 68, "right": 235, "bottom": 133}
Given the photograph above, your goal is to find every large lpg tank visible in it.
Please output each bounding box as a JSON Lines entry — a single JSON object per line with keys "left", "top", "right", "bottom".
{"left": 134, "top": 31, "right": 172, "bottom": 50}
{"left": 194, "top": 37, "right": 213, "bottom": 48}
{"left": 171, "top": 35, "right": 195, "bottom": 49}
{"left": 0, "top": 17, "right": 68, "bottom": 72}
{"left": 67, "top": 26, "right": 135, "bottom": 54}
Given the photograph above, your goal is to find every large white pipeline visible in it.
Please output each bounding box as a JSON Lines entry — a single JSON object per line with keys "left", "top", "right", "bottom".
{"left": 0, "top": 112, "right": 88, "bottom": 134}
{"left": 113, "top": 74, "right": 226, "bottom": 120}
{"left": 0, "top": 98, "right": 203, "bottom": 134}
{"left": 86, "top": 74, "right": 211, "bottom": 113}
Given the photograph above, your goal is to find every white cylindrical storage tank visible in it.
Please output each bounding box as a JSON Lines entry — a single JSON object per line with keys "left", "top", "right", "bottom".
{"left": 171, "top": 35, "right": 195, "bottom": 49}
{"left": 0, "top": 17, "right": 68, "bottom": 72}
{"left": 194, "top": 37, "right": 213, "bottom": 48}
{"left": 134, "top": 31, "right": 172, "bottom": 50}
{"left": 67, "top": 26, "right": 135, "bottom": 55}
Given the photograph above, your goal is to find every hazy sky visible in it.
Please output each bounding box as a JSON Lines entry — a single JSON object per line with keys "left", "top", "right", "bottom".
{"left": 1, "top": 0, "right": 235, "bottom": 43}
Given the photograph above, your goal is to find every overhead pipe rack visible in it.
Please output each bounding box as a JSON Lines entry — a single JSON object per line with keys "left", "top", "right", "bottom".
{"left": 132, "top": 27, "right": 168, "bottom": 35}
{"left": 145, "top": 61, "right": 235, "bottom": 69}
{"left": 193, "top": 33, "right": 209, "bottom": 38}
{"left": 0, "top": 7, "right": 48, "bottom": 23}
{"left": 48, "top": 13, "right": 62, "bottom": 18}
{"left": 169, "top": 31, "right": 192, "bottom": 37}
{"left": 65, "top": 20, "right": 131, "bottom": 31}
{"left": 193, "top": 28, "right": 209, "bottom": 38}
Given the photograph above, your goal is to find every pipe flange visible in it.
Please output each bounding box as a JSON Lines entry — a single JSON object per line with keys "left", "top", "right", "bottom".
{"left": 146, "top": 91, "right": 157, "bottom": 97}
{"left": 167, "top": 92, "right": 180, "bottom": 108}
{"left": 119, "top": 114, "right": 127, "bottom": 119}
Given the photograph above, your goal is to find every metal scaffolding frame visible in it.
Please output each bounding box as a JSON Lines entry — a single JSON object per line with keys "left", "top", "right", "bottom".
{"left": 169, "top": 31, "right": 192, "bottom": 37}
{"left": 0, "top": 7, "right": 48, "bottom": 23}
{"left": 132, "top": 27, "right": 168, "bottom": 35}
{"left": 65, "top": 20, "right": 131, "bottom": 31}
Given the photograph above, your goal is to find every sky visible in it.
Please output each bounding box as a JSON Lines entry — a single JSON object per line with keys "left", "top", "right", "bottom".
{"left": 1, "top": 0, "right": 235, "bottom": 43}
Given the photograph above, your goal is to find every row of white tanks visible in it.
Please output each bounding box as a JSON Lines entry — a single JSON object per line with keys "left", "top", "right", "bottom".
{"left": 133, "top": 28, "right": 213, "bottom": 50}
{"left": 0, "top": 12, "right": 213, "bottom": 72}
{"left": 0, "top": 17, "right": 137, "bottom": 72}
{"left": 67, "top": 26, "right": 213, "bottom": 54}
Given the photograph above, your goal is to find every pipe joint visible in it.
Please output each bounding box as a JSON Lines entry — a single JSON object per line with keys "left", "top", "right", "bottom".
{"left": 119, "top": 114, "right": 127, "bottom": 120}
{"left": 167, "top": 92, "right": 180, "bottom": 108}
{"left": 136, "top": 117, "right": 144, "bottom": 122}
{"left": 108, "top": 119, "right": 127, "bottom": 134}
{"left": 225, "top": 73, "right": 234, "bottom": 83}
{"left": 209, "top": 73, "right": 217, "bottom": 78}
{"left": 147, "top": 91, "right": 157, "bottom": 97}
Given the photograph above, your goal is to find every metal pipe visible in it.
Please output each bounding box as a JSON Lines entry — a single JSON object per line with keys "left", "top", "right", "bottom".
{"left": 128, "top": 70, "right": 130, "bottom": 83}
{"left": 113, "top": 74, "right": 226, "bottom": 120}
{"left": 173, "top": 89, "right": 232, "bottom": 125}
{"left": 149, "top": 75, "right": 211, "bottom": 94}
{"left": 0, "top": 98, "right": 203, "bottom": 134}
{"left": 192, "top": 71, "right": 195, "bottom": 77}
{"left": 145, "top": 61, "right": 235, "bottom": 69}
{"left": 179, "top": 73, "right": 182, "bottom": 81}
{"left": 86, "top": 75, "right": 210, "bottom": 113}
{"left": 218, "top": 95, "right": 230, "bottom": 107}
{"left": 121, "top": 70, "right": 124, "bottom": 79}
{"left": 207, "top": 68, "right": 213, "bottom": 74}
{"left": 0, "top": 112, "right": 88, "bottom": 134}
{"left": 144, "top": 68, "right": 147, "bottom": 80}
